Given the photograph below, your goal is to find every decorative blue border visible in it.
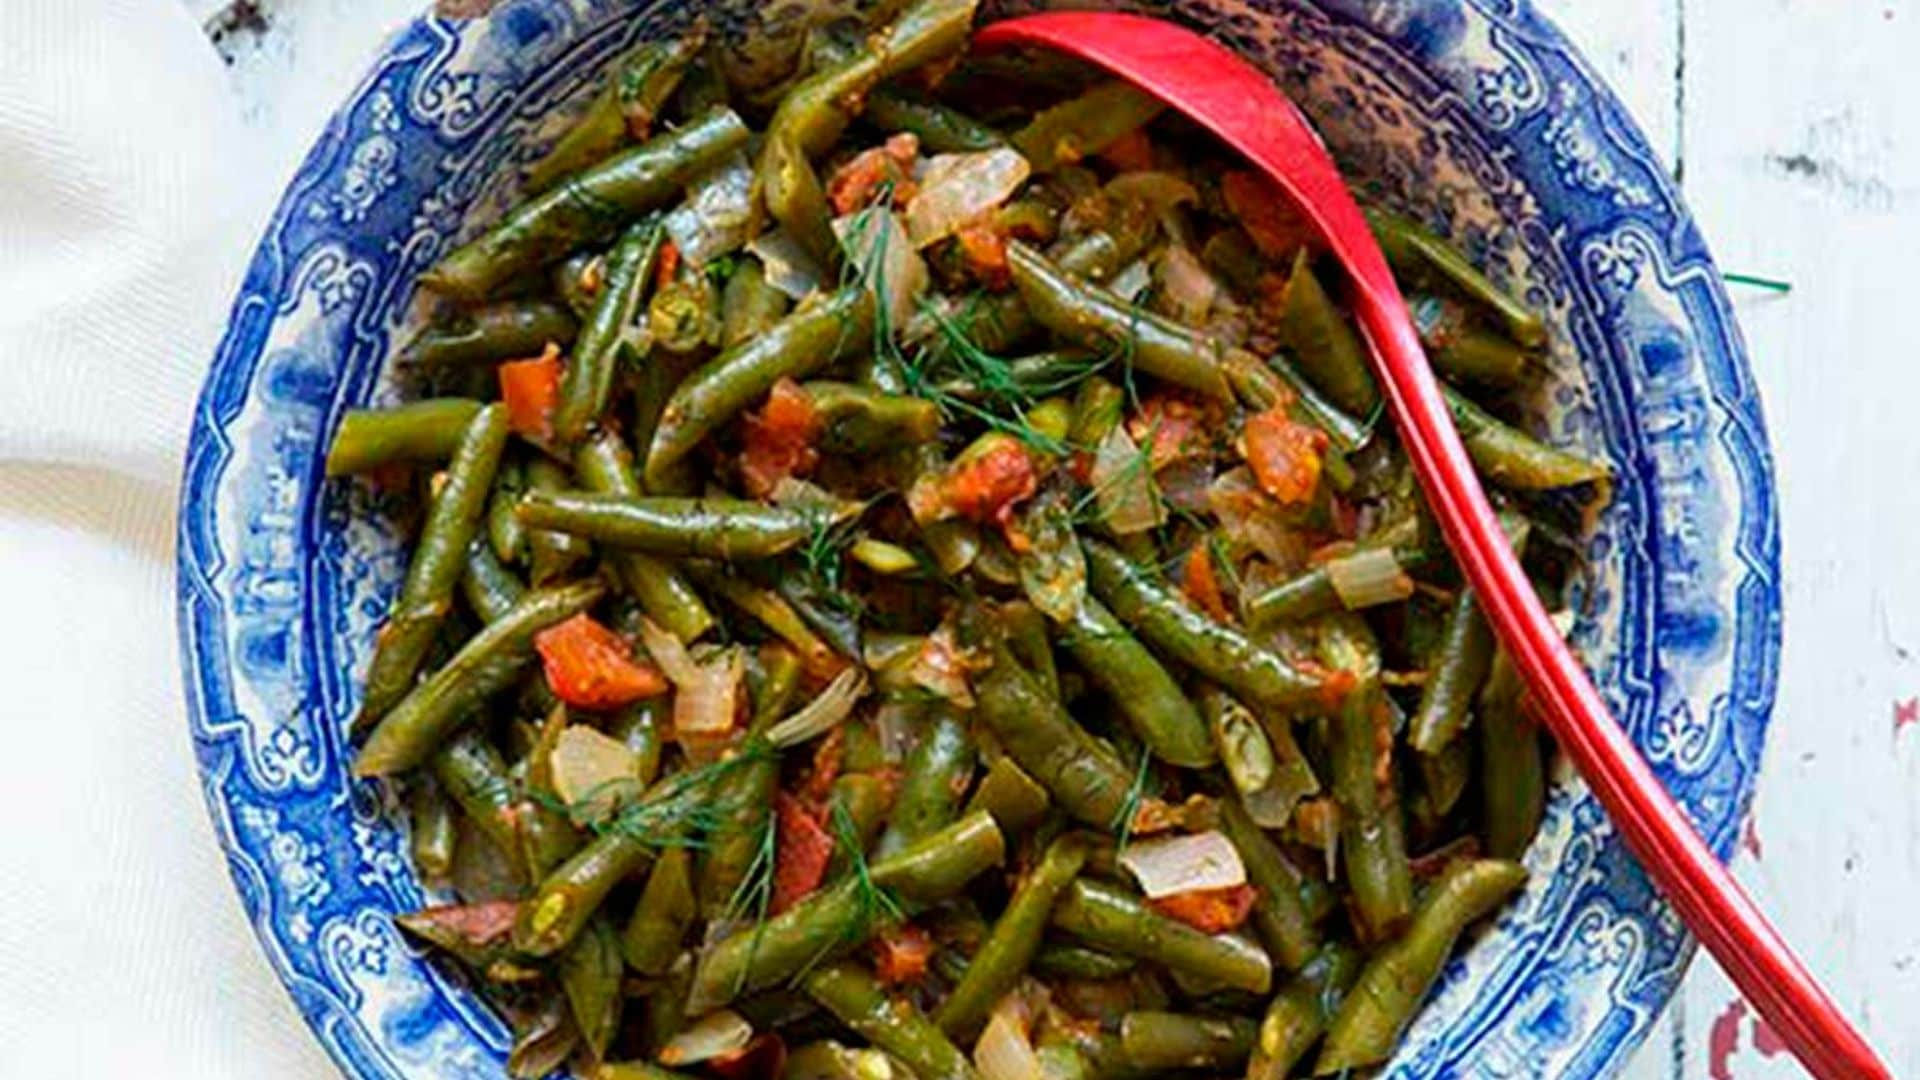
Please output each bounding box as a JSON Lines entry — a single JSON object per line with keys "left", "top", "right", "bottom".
{"left": 176, "top": 2, "right": 1779, "bottom": 1076}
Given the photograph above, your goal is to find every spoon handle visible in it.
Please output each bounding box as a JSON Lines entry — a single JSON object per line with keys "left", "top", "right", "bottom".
{"left": 976, "top": 14, "right": 1888, "bottom": 1079}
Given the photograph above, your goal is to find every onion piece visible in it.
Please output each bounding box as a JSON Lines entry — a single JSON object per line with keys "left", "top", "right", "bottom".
{"left": 1326, "top": 547, "right": 1417, "bottom": 610}
{"left": 638, "top": 618, "right": 744, "bottom": 735}
{"left": 974, "top": 1003, "right": 1044, "bottom": 1080}
{"left": 1091, "top": 426, "right": 1165, "bottom": 535}
{"left": 1105, "top": 256, "right": 1153, "bottom": 303}
{"left": 637, "top": 617, "right": 701, "bottom": 685}
{"left": 746, "top": 229, "right": 825, "bottom": 299}
{"left": 904, "top": 148, "right": 1033, "bottom": 248}
{"left": 834, "top": 208, "right": 929, "bottom": 328}
{"left": 549, "top": 726, "right": 640, "bottom": 824}
{"left": 767, "top": 668, "right": 869, "bottom": 748}
{"left": 663, "top": 151, "right": 754, "bottom": 267}
{"left": 905, "top": 622, "right": 978, "bottom": 709}
{"left": 1120, "top": 830, "right": 1248, "bottom": 899}
{"left": 1156, "top": 243, "right": 1222, "bottom": 326}
{"left": 658, "top": 1009, "right": 754, "bottom": 1067}
{"left": 1208, "top": 466, "right": 1307, "bottom": 569}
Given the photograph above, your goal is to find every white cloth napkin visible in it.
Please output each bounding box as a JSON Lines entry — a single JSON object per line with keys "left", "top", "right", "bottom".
{"left": 0, "top": 2, "right": 334, "bottom": 1075}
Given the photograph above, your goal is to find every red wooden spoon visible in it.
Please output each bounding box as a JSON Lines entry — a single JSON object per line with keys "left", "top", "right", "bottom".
{"left": 975, "top": 12, "right": 1886, "bottom": 1079}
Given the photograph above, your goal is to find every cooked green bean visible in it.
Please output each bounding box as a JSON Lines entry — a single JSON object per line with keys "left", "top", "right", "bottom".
{"left": 935, "top": 833, "right": 1087, "bottom": 1040}
{"left": 1444, "top": 383, "right": 1609, "bottom": 489}
{"left": 1059, "top": 594, "right": 1216, "bottom": 769}
{"left": 645, "top": 285, "right": 876, "bottom": 488}
{"left": 762, "top": 135, "right": 839, "bottom": 269}
{"left": 559, "top": 914, "right": 625, "bottom": 1061}
{"left": 803, "top": 964, "right": 975, "bottom": 1080}
{"left": 1479, "top": 651, "right": 1545, "bottom": 859}
{"left": 357, "top": 405, "right": 510, "bottom": 726}
{"left": 525, "top": 26, "right": 706, "bottom": 193}
{"left": 572, "top": 430, "right": 714, "bottom": 640}
{"left": 1275, "top": 250, "right": 1379, "bottom": 417}
{"left": 1011, "top": 80, "right": 1165, "bottom": 172}
{"left": 397, "top": 299, "right": 579, "bottom": 369}
{"left": 1320, "top": 619, "right": 1415, "bottom": 944}
{"left": 1216, "top": 796, "right": 1320, "bottom": 972}
{"left": 1032, "top": 941, "right": 1136, "bottom": 981}
{"left": 1409, "top": 588, "right": 1496, "bottom": 754}
{"left": 805, "top": 381, "right": 942, "bottom": 453}
{"left": 875, "top": 708, "right": 974, "bottom": 858}
{"left": 867, "top": 85, "right": 1005, "bottom": 152}
{"left": 1117, "top": 1011, "right": 1258, "bottom": 1072}
{"left": 1050, "top": 879, "right": 1272, "bottom": 995}
{"left": 425, "top": 107, "right": 749, "bottom": 301}
{"left": 622, "top": 846, "right": 696, "bottom": 975}
{"left": 553, "top": 218, "right": 664, "bottom": 446}
{"left": 1368, "top": 207, "right": 1548, "bottom": 348}
{"left": 552, "top": 252, "right": 605, "bottom": 318}
{"left": 962, "top": 754, "right": 1051, "bottom": 835}
{"left": 485, "top": 457, "right": 529, "bottom": 566}
{"left": 1315, "top": 859, "right": 1527, "bottom": 1072}
{"left": 326, "top": 399, "right": 483, "bottom": 476}
{"left": 407, "top": 776, "right": 458, "bottom": 886}
{"left": 1243, "top": 514, "right": 1429, "bottom": 629}
{"left": 522, "top": 709, "right": 585, "bottom": 879}
{"left": 517, "top": 490, "right": 851, "bottom": 560}
{"left": 431, "top": 729, "right": 525, "bottom": 884}
{"left": 1408, "top": 292, "right": 1532, "bottom": 387}
{"left": 522, "top": 457, "right": 593, "bottom": 584}
{"left": 719, "top": 257, "right": 791, "bottom": 348}
{"left": 1246, "top": 942, "right": 1363, "bottom": 1079}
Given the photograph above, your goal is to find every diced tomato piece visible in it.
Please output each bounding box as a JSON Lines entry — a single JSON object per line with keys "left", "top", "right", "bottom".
{"left": 1242, "top": 408, "right": 1328, "bottom": 505}
{"left": 497, "top": 344, "right": 563, "bottom": 441}
{"left": 799, "top": 726, "right": 846, "bottom": 808}
{"left": 871, "top": 923, "right": 935, "bottom": 986}
{"left": 1181, "top": 543, "right": 1231, "bottom": 623}
{"left": 656, "top": 237, "right": 681, "bottom": 291}
{"left": 954, "top": 223, "right": 1012, "bottom": 291}
{"left": 1098, "top": 127, "right": 1156, "bottom": 172}
{"left": 1222, "top": 171, "right": 1317, "bottom": 260}
{"left": 826, "top": 134, "right": 921, "bottom": 215}
{"left": 1129, "top": 394, "right": 1211, "bottom": 470}
{"left": 1149, "top": 883, "right": 1258, "bottom": 934}
{"left": 771, "top": 793, "right": 835, "bottom": 915}
{"left": 532, "top": 613, "right": 669, "bottom": 710}
{"left": 942, "top": 439, "right": 1037, "bottom": 526}
{"left": 739, "top": 378, "right": 823, "bottom": 497}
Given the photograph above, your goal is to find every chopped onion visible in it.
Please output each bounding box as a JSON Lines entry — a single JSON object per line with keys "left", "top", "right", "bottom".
{"left": 1106, "top": 256, "right": 1153, "bottom": 303}
{"left": 1091, "top": 426, "right": 1165, "bottom": 535}
{"left": 767, "top": 668, "right": 869, "bottom": 748}
{"left": 658, "top": 1009, "right": 753, "bottom": 1066}
{"left": 1208, "top": 466, "right": 1308, "bottom": 569}
{"left": 835, "top": 208, "right": 929, "bottom": 328}
{"left": 549, "top": 726, "right": 639, "bottom": 824}
{"left": 637, "top": 617, "right": 701, "bottom": 685}
{"left": 905, "top": 622, "right": 977, "bottom": 709}
{"left": 1156, "top": 243, "right": 1222, "bottom": 326}
{"left": 639, "top": 618, "right": 744, "bottom": 735}
{"left": 1326, "top": 547, "right": 1417, "bottom": 610}
{"left": 663, "top": 151, "right": 754, "bottom": 267}
{"left": 974, "top": 1004, "right": 1044, "bottom": 1080}
{"left": 1119, "top": 830, "right": 1248, "bottom": 899}
{"left": 746, "top": 229, "right": 825, "bottom": 299}
{"left": 1209, "top": 696, "right": 1276, "bottom": 797}
{"left": 904, "top": 148, "right": 1032, "bottom": 248}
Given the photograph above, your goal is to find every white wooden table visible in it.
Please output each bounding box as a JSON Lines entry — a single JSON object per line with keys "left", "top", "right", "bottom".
{"left": 184, "top": 1, "right": 1920, "bottom": 1075}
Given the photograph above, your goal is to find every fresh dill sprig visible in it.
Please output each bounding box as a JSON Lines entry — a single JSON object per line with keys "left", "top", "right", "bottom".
{"left": 788, "top": 800, "right": 904, "bottom": 987}
{"left": 722, "top": 801, "right": 780, "bottom": 998}
{"left": 1112, "top": 745, "right": 1155, "bottom": 855}
{"left": 587, "top": 743, "right": 772, "bottom": 850}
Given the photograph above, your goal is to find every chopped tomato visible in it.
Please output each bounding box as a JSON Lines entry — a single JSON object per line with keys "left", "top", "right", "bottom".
{"left": 1128, "top": 394, "right": 1211, "bottom": 470}
{"left": 739, "top": 378, "right": 823, "bottom": 497}
{"left": 871, "top": 923, "right": 935, "bottom": 985}
{"left": 771, "top": 793, "right": 835, "bottom": 915}
{"left": 954, "top": 223, "right": 1012, "bottom": 290}
{"left": 1098, "top": 127, "right": 1156, "bottom": 172}
{"left": 1222, "top": 171, "right": 1317, "bottom": 260}
{"left": 532, "top": 613, "right": 669, "bottom": 710}
{"left": 1148, "top": 883, "right": 1258, "bottom": 934}
{"left": 1181, "top": 543, "right": 1231, "bottom": 623}
{"left": 1242, "top": 408, "right": 1328, "bottom": 505}
{"left": 826, "top": 133, "right": 921, "bottom": 215}
{"left": 497, "top": 344, "right": 562, "bottom": 442}
{"left": 656, "top": 238, "right": 681, "bottom": 291}
{"left": 942, "top": 438, "right": 1037, "bottom": 526}
{"left": 1314, "top": 664, "right": 1360, "bottom": 713}
{"left": 799, "top": 726, "right": 847, "bottom": 808}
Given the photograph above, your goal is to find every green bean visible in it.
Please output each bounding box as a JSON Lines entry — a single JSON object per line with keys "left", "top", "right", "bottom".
{"left": 1216, "top": 796, "right": 1319, "bottom": 972}
{"left": 597, "top": 1063, "right": 697, "bottom": 1080}
{"left": 525, "top": 27, "right": 706, "bottom": 193}
{"left": 522, "top": 708, "right": 585, "bottom": 879}
{"left": 553, "top": 218, "right": 664, "bottom": 446}
{"left": 693, "top": 567, "right": 843, "bottom": 676}
{"left": 695, "top": 758, "right": 777, "bottom": 920}
{"left": 1242, "top": 514, "right": 1428, "bottom": 629}
{"left": 935, "top": 833, "right": 1087, "bottom": 1040}
{"left": 1050, "top": 879, "right": 1272, "bottom": 994}
{"left": 875, "top": 708, "right": 974, "bottom": 858}
{"left": 431, "top": 730, "right": 526, "bottom": 884}
{"left": 773, "top": 574, "right": 866, "bottom": 664}
{"left": 686, "top": 811, "right": 1004, "bottom": 1011}
{"left": 648, "top": 278, "right": 720, "bottom": 358}
{"left": 1478, "top": 651, "right": 1544, "bottom": 859}
{"left": 1275, "top": 250, "right": 1379, "bottom": 418}
{"left": 962, "top": 754, "right": 1051, "bottom": 836}
{"left": 719, "top": 257, "right": 791, "bottom": 348}
{"left": 396, "top": 300, "right": 579, "bottom": 369}
{"left": 1000, "top": 599, "right": 1061, "bottom": 699}
{"left": 1245, "top": 942, "right": 1363, "bottom": 1079}
{"left": 357, "top": 578, "right": 606, "bottom": 776}
{"left": 1409, "top": 588, "right": 1495, "bottom": 754}
{"left": 1008, "top": 241, "right": 1232, "bottom": 401}
{"left": 407, "top": 776, "right": 458, "bottom": 885}
{"left": 516, "top": 829, "right": 656, "bottom": 958}
{"left": 623, "top": 846, "right": 696, "bottom": 975}
{"left": 1032, "top": 942, "right": 1136, "bottom": 981}
{"left": 523, "top": 457, "right": 594, "bottom": 584}
{"left": 1367, "top": 208, "right": 1547, "bottom": 348}
{"left": 559, "top": 914, "right": 625, "bottom": 1062}
{"left": 517, "top": 491, "right": 852, "bottom": 561}
{"left": 1443, "top": 384, "right": 1609, "bottom": 489}
{"left": 507, "top": 990, "right": 580, "bottom": 1079}
{"left": 1407, "top": 292, "right": 1532, "bottom": 387}
{"left": 394, "top": 899, "right": 521, "bottom": 970}
{"left": 1069, "top": 374, "right": 1125, "bottom": 448}
{"left": 460, "top": 538, "right": 526, "bottom": 624}
{"left": 823, "top": 771, "right": 894, "bottom": 880}
{"left": 573, "top": 430, "right": 714, "bottom": 641}
{"left": 485, "top": 457, "right": 528, "bottom": 566}
{"left": 1265, "top": 351, "right": 1375, "bottom": 454}
{"left": 803, "top": 964, "right": 975, "bottom": 1080}
{"left": 763, "top": 135, "right": 840, "bottom": 269}
{"left": 645, "top": 285, "right": 876, "bottom": 488}
{"left": 606, "top": 697, "right": 666, "bottom": 787}
{"left": 858, "top": 92, "right": 995, "bottom": 156}
{"left": 782, "top": 1042, "right": 897, "bottom": 1080}
{"left": 1315, "top": 859, "right": 1527, "bottom": 1072}
{"left": 1011, "top": 80, "right": 1165, "bottom": 172}
{"left": 1320, "top": 637, "right": 1415, "bottom": 944}
{"left": 805, "top": 381, "right": 942, "bottom": 453}
{"left": 1083, "top": 539, "right": 1328, "bottom": 711}
{"left": 961, "top": 604, "right": 1135, "bottom": 829}
{"left": 326, "top": 399, "right": 483, "bottom": 476}
{"left": 1059, "top": 594, "right": 1216, "bottom": 769}
{"left": 424, "top": 107, "right": 750, "bottom": 301}
{"left": 1116, "top": 1011, "right": 1257, "bottom": 1072}
{"left": 1416, "top": 736, "right": 1473, "bottom": 825}
{"left": 552, "top": 252, "right": 604, "bottom": 318}
{"left": 638, "top": 954, "right": 695, "bottom": 1059}
{"left": 356, "top": 405, "right": 510, "bottom": 726}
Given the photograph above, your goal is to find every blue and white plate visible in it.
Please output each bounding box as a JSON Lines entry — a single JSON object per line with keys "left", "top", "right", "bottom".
{"left": 177, "top": 1, "right": 1778, "bottom": 1075}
